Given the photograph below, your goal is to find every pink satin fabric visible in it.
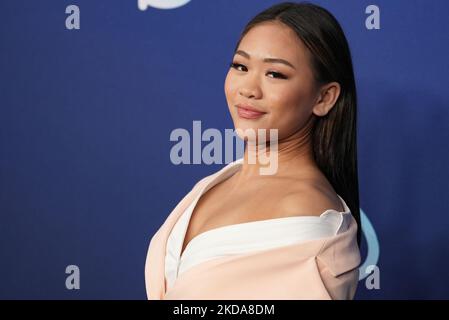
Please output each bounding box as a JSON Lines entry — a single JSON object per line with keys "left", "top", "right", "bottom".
{"left": 144, "top": 163, "right": 361, "bottom": 300}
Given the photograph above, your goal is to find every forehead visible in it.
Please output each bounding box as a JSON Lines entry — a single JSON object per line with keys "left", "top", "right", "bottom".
{"left": 237, "top": 21, "right": 309, "bottom": 64}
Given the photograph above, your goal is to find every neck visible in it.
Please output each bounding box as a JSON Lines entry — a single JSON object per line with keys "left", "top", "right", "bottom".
{"left": 236, "top": 116, "right": 320, "bottom": 182}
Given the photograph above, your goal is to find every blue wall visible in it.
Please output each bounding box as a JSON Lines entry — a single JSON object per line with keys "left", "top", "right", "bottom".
{"left": 0, "top": 0, "right": 448, "bottom": 299}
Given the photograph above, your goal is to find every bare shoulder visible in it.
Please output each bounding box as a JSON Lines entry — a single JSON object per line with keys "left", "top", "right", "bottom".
{"left": 276, "top": 183, "right": 344, "bottom": 218}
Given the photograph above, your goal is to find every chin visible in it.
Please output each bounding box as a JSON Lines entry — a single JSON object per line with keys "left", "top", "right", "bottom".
{"left": 233, "top": 124, "right": 267, "bottom": 144}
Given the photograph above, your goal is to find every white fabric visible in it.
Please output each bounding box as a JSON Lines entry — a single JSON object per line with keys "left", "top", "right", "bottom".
{"left": 164, "top": 159, "right": 352, "bottom": 291}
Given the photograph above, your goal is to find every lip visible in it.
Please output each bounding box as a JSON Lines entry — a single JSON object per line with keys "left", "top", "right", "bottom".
{"left": 235, "top": 104, "right": 267, "bottom": 120}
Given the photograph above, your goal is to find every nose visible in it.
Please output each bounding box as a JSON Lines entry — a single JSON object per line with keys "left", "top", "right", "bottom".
{"left": 238, "top": 76, "right": 262, "bottom": 99}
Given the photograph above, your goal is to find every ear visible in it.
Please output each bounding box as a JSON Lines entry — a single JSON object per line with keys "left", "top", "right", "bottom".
{"left": 312, "top": 82, "right": 341, "bottom": 117}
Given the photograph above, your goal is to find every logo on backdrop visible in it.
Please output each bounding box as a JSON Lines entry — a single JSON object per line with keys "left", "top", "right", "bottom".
{"left": 359, "top": 210, "right": 380, "bottom": 289}
{"left": 137, "top": 0, "right": 192, "bottom": 10}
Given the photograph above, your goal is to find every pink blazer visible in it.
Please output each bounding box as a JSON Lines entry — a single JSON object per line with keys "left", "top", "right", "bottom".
{"left": 144, "top": 165, "right": 361, "bottom": 300}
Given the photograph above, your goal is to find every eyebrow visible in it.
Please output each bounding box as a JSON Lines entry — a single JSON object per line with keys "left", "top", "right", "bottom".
{"left": 234, "top": 49, "right": 296, "bottom": 70}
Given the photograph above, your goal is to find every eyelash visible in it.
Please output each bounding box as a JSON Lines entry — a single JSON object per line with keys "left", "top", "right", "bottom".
{"left": 229, "top": 62, "right": 288, "bottom": 80}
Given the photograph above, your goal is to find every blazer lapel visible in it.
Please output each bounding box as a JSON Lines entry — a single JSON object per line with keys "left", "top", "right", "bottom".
{"left": 144, "top": 160, "right": 241, "bottom": 299}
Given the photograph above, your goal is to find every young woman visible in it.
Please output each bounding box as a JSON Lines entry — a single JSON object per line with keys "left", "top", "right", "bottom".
{"left": 145, "top": 1, "right": 361, "bottom": 300}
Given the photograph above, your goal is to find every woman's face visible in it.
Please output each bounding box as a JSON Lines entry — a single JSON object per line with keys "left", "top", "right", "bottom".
{"left": 224, "top": 21, "right": 321, "bottom": 141}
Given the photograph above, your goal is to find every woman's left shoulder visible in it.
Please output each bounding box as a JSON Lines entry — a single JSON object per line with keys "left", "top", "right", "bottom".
{"left": 277, "top": 182, "right": 344, "bottom": 218}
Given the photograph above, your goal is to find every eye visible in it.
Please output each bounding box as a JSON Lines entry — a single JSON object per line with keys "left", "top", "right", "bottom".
{"left": 266, "top": 71, "right": 288, "bottom": 80}
{"left": 229, "top": 62, "right": 247, "bottom": 72}
{"left": 229, "top": 62, "right": 288, "bottom": 80}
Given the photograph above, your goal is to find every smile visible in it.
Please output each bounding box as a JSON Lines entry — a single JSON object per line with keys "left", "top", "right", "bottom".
{"left": 236, "top": 106, "right": 267, "bottom": 119}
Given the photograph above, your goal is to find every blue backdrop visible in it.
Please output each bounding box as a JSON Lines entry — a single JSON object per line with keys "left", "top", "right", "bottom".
{"left": 1, "top": 0, "right": 448, "bottom": 299}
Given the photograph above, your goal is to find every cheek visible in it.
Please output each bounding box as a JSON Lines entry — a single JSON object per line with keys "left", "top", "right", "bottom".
{"left": 224, "top": 71, "right": 239, "bottom": 116}
{"left": 224, "top": 71, "right": 236, "bottom": 100}
{"left": 269, "top": 85, "right": 308, "bottom": 116}
{"left": 267, "top": 85, "right": 313, "bottom": 131}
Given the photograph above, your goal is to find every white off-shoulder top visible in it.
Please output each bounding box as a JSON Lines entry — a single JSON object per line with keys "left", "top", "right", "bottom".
{"left": 164, "top": 158, "right": 352, "bottom": 291}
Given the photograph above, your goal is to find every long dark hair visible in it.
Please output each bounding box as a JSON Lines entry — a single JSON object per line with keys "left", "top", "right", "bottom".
{"left": 233, "top": 1, "right": 361, "bottom": 245}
